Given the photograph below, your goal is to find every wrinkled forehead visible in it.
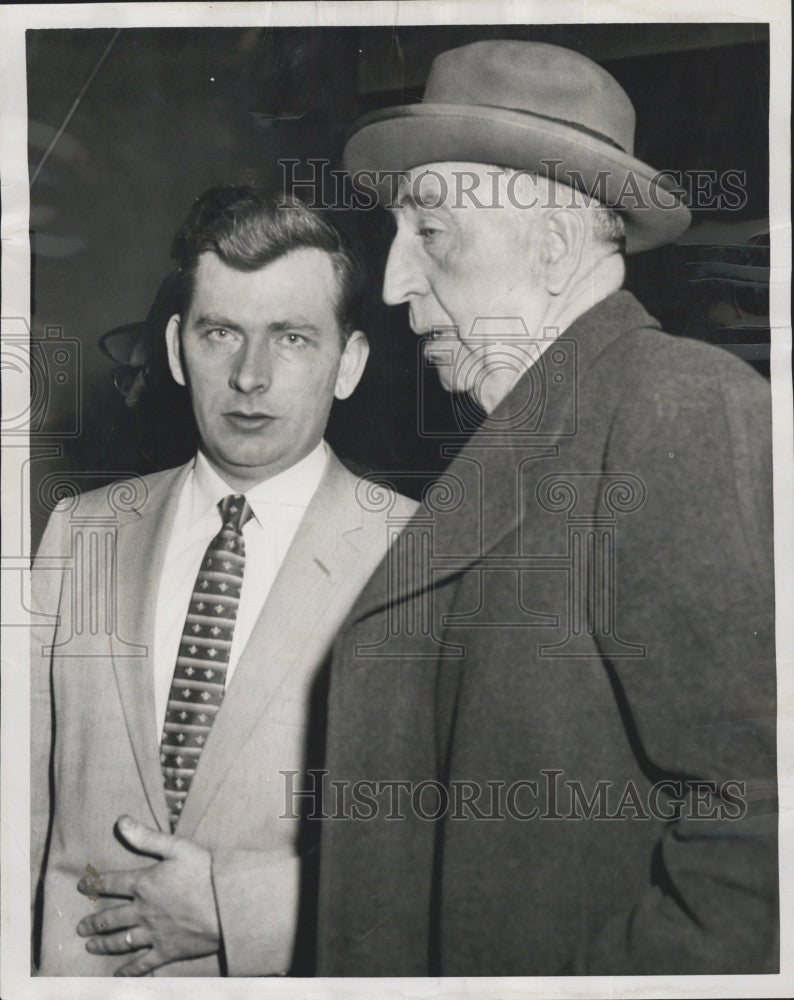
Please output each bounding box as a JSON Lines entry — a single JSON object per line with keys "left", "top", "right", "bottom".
{"left": 395, "top": 162, "right": 513, "bottom": 210}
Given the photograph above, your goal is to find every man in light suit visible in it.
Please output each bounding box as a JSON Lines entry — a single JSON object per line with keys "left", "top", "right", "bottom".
{"left": 317, "top": 42, "right": 778, "bottom": 975}
{"left": 31, "top": 186, "right": 415, "bottom": 976}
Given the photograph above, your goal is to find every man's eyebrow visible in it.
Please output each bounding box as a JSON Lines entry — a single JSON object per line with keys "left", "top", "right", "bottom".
{"left": 267, "top": 320, "right": 321, "bottom": 334}
{"left": 190, "top": 316, "right": 321, "bottom": 334}
{"left": 191, "top": 314, "right": 245, "bottom": 332}
{"left": 396, "top": 190, "right": 453, "bottom": 214}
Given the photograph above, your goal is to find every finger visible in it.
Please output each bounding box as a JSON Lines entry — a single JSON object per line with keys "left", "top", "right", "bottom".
{"left": 114, "top": 947, "right": 163, "bottom": 977}
{"left": 115, "top": 814, "right": 179, "bottom": 860}
{"left": 77, "top": 902, "right": 138, "bottom": 937}
{"left": 85, "top": 926, "right": 150, "bottom": 957}
{"left": 77, "top": 868, "right": 137, "bottom": 899}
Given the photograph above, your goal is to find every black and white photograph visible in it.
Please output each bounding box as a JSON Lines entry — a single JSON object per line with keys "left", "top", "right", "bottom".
{"left": 1, "top": 2, "right": 791, "bottom": 998}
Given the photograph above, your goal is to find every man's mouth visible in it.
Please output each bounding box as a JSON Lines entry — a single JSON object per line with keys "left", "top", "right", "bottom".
{"left": 224, "top": 411, "right": 274, "bottom": 430}
{"left": 422, "top": 337, "right": 443, "bottom": 355}
{"left": 422, "top": 331, "right": 457, "bottom": 356}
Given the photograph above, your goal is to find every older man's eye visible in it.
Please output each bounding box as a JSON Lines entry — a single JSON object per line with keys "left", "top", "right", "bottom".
{"left": 419, "top": 226, "right": 442, "bottom": 240}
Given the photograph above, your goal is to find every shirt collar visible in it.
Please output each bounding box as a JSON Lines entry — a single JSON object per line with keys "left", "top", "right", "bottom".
{"left": 188, "top": 440, "right": 329, "bottom": 527}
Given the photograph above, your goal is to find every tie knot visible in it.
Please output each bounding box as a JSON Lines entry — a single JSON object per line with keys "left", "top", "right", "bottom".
{"left": 218, "top": 494, "right": 253, "bottom": 533}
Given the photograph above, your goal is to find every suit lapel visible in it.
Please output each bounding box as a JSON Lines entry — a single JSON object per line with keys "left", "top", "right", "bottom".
{"left": 110, "top": 464, "right": 191, "bottom": 831}
{"left": 176, "top": 454, "right": 364, "bottom": 835}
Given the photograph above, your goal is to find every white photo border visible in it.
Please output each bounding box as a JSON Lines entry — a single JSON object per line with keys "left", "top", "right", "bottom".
{"left": 2, "top": 2, "right": 791, "bottom": 998}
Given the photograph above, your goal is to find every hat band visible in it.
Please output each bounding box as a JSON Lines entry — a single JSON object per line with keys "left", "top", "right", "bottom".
{"left": 495, "top": 104, "right": 627, "bottom": 154}
{"left": 352, "top": 103, "right": 630, "bottom": 155}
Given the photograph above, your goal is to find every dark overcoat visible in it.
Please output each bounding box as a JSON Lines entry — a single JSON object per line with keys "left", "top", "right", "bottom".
{"left": 316, "top": 291, "right": 778, "bottom": 976}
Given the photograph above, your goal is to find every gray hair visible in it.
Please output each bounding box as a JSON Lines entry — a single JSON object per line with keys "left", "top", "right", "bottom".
{"left": 500, "top": 167, "right": 626, "bottom": 252}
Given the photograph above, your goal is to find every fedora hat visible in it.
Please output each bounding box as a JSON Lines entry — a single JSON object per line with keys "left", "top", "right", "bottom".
{"left": 343, "top": 41, "right": 691, "bottom": 253}
{"left": 98, "top": 272, "right": 181, "bottom": 365}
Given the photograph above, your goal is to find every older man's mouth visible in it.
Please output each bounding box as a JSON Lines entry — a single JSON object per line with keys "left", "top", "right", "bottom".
{"left": 423, "top": 328, "right": 457, "bottom": 349}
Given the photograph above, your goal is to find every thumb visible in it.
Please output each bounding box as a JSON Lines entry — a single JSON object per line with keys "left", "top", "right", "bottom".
{"left": 115, "top": 814, "right": 178, "bottom": 859}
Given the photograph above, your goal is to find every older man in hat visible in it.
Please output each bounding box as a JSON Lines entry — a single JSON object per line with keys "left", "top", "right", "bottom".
{"left": 316, "top": 42, "right": 777, "bottom": 976}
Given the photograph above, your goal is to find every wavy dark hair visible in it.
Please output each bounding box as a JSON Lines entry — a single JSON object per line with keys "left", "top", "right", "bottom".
{"left": 171, "top": 185, "right": 365, "bottom": 339}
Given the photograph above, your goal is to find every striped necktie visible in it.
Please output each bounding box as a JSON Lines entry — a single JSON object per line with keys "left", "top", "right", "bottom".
{"left": 160, "top": 493, "right": 253, "bottom": 830}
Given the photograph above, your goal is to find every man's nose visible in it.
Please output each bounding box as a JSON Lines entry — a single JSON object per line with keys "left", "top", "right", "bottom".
{"left": 382, "top": 231, "right": 426, "bottom": 307}
{"left": 229, "top": 340, "right": 272, "bottom": 393}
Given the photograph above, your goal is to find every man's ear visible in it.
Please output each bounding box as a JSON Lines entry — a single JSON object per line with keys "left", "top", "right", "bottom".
{"left": 165, "top": 314, "right": 187, "bottom": 387}
{"left": 334, "top": 330, "right": 370, "bottom": 400}
{"left": 543, "top": 208, "right": 587, "bottom": 295}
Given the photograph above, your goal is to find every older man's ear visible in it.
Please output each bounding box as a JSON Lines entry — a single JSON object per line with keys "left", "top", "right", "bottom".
{"left": 542, "top": 207, "right": 589, "bottom": 296}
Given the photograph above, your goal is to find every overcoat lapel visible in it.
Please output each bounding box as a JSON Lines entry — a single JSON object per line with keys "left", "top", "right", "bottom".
{"left": 176, "top": 454, "right": 365, "bottom": 835}
{"left": 110, "top": 464, "right": 191, "bottom": 831}
{"left": 350, "top": 290, "right": 660, "bottom": 624}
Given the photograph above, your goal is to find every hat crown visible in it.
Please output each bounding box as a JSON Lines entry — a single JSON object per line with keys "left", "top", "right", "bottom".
{"left": 423, "top": 41, "right": 636, "bottom": 155}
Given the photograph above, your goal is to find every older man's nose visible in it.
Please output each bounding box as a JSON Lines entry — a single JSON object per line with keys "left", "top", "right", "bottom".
{"left": 382, "top": 232, "right": 425, "bottom": 306}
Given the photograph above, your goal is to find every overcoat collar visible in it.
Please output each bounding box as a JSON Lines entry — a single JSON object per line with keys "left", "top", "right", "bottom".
{"left": 352, "top": 290, "right": 660, "bottom": 621}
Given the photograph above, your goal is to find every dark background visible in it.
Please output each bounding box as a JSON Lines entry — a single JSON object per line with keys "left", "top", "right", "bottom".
{"left": 27, "top": 24, "right": 770, "bottom": 549}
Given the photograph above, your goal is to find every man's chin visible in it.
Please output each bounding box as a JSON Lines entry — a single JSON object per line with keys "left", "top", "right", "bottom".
{"left": 436, "top": 366, "right": 480, "bottom": 404}
{"left": 431, "top": 364, "right": 462, "bottom": 394}
{"left": 202, "top": 448, "right": 286, "bottom": 489}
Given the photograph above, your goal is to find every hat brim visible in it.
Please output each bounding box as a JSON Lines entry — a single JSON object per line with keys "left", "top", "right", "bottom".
{"left": 343, "top": 104, "right": 691, "bottom": 253}
{"left": 98, "top": 323, "right": 154, "bottom": 365}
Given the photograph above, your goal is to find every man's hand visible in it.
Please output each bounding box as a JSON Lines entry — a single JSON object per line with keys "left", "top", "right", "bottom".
{"left": 76, "top": 815, "right": 221, "bottom": 976}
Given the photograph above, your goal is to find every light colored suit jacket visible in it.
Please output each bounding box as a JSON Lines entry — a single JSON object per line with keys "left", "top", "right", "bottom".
{"left": 31, "top": 449, "right": 416, "bottom": 976}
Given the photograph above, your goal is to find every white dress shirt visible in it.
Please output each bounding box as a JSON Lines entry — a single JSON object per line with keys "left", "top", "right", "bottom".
{"left": 153, "top": 441, "right": 329, "bottom": 735}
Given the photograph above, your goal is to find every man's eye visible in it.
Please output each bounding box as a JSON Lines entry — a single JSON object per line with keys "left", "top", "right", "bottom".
{"left": 281, "top": 332, "right": 308, "bottom": 347}
{"left": 419, "top": 226, "right": 442, "bottom": 240}
{"left": 207, "top": 328, "right": 233, "bottom": 342}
